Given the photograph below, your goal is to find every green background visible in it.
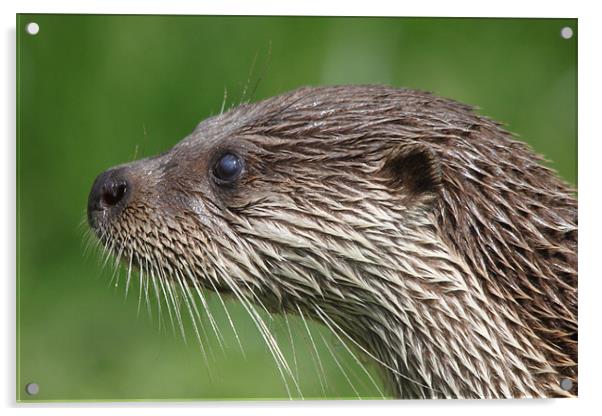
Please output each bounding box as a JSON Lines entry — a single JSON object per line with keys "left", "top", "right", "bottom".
{"left": 17, "top": 15, "right": 577, "bottom": 401}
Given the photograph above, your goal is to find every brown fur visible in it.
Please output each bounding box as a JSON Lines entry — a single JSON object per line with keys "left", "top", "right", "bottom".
{"left": 88, "top": 85, "right": 577, "bottom": 398}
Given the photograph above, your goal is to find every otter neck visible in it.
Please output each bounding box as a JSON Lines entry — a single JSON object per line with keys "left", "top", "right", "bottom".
{"left": 305, "top": 216, "right": 565, "bottom": 399}
{"left": 230, "top": 190, "right": 569, "bottom": 398}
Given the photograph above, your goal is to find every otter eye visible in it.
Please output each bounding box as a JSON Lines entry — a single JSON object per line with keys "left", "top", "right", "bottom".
{"left": 213, "top": 153, "right": 243, "bottom": 182}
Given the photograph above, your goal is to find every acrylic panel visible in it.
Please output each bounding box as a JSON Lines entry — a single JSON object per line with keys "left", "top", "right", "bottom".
{"left": 16, "top": 14, "right": 577, "bottom": 401}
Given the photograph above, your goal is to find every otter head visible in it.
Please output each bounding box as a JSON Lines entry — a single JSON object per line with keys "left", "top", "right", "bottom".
{"left": 87, "top": 86, "right": 577, "bottom": 399}
{"left": 87, "top": 87, "right": 444, "bottom": 304}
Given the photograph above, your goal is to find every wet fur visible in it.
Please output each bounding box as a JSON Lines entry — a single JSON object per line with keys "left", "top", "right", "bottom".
{"left": 89, "top": 85, "right": 577, "bottom": 398}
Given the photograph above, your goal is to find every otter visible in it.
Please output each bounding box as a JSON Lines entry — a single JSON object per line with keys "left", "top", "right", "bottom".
{"left": 87, "top": 85, "right": 577, "bottom": 399}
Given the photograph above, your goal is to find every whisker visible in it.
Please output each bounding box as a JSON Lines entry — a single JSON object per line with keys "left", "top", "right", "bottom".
{"left": 220, "top": 86, "right": 228, "bottom": 115}
{"left": 136, "top": 261, "right": 144, "bottom": 318}
{"left": 248, "top": 304, "right": 298, "bottom": 399}
{"left": 240, "top": 51, "right": 258, "bottom": 105}
{"left": 314, "top": 308, "right": 385, "bottom": 398}
{"left": 318, "top": 332, "right": 361, "bottom": 399}
{"left": 156, "top": 264, "right": 177, "bottom": 337}
{"left": 143, "top": 259, "right": 153, "bottom": 321}
{"left": 101, "top": 240, "right": 116, "bottom": 273}
{"left": 283, "top": 313, "right": 299, "bottom": 384}
{"left": 77, "top": 212, "right": 89, "bottom": 231}
{"left": 163, "top": 273, "right": 187, "bottom": 343}
{"left": 208, "top": 281, "right": 244, "bottom": 358}
{"left": 218, "top": 270, "right": 298, "bottom": 398}
{"left": 248, "top": 40, "right": 272, "bottom": 103}
{"left": 82, "top": 231, "right": 101, "bottom": 260}
{"left": 185, "top": 267, "right": 226, "bottom": 354}
{"left": 173, "top": 269, "right": 209, "bottom": 361}
{"left": 314, "top": 305, "right": 439, "bottom": 395}
{"left": 81, "top": 227, "right": 94, "bottom": 256}
{"left": 296, "top": 305, "right": 328, "bottom": 395}
{"left": 109, "top": 242, "right": 125, "bottom": 288}
{"left": 148, "top": 263, "right": 164, "bottom": 333}
{"left": 124, "top": 250, "right": 134, "bottom": 300}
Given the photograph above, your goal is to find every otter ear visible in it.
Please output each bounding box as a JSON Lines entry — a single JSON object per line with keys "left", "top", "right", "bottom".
{"left": 378, "top": 143, "right": 442, "bottom": 197}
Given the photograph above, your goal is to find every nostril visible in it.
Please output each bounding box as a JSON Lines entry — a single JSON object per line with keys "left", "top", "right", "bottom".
{"left": 101, "top": 181, "right": 128, "bottom": 207}
{"left": 88, "top": 168, "right": 132, "bottom": 229}
{"left": 88, "top": 168, "right": 132, "bottom": 218}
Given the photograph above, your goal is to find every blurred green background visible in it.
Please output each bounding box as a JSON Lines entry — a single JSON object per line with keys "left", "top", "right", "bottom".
{"left": 17, "top": 15, "right": 577, "bottom": 401}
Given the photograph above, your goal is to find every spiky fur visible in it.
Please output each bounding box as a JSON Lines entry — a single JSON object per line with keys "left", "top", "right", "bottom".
{"left": 88, "top": 85, "right": 577, "bottom": 399}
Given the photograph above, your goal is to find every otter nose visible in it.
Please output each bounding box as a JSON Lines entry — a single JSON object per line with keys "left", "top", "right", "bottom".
{"left": 87, "top": 167, "right": 131, "bottom": 220}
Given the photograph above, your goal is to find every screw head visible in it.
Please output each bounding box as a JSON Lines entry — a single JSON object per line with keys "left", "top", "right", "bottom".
{"left": 560, "top": 378, "right": 573, "bottom": 391}
{"left": 25, "top": 383, "right": 39, "bottom": 396}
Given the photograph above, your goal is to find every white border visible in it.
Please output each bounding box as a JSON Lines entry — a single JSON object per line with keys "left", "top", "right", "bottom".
{"left": 2, "top": 1, "right": 600, "bottom": 415}
{"left": 3, "top": 0, "right": 583, "bottom": 17}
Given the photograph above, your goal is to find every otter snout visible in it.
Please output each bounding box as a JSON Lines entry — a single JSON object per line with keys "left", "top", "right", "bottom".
{"left": 87, "top": 167, "right": 132, "bottom": 229}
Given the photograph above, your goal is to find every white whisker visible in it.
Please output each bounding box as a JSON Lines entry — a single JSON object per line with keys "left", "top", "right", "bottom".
{"left": 314, "top": 305, "right": 438, "bottom": 395}
{"left": 283, "top": 313, "right": 299, "bottom": 384}
{"left": 313, "top": 307, "right": 385, "bottom": 398}
{"left": 318, "top": 332, "right": 361, "bottom": 399}
{"left": 163, "top": 273, "right": 187, "bottom": 343}
{"left": 296, "top": 304, "right": 328, "bottom": 395}
{"left": 124, "top": 250, "right": 134, "bottom": 300}
{"left": 183, "top": 265, "right": 226, "bottom": 353}
{"left": 156, "top": 264, "right": 177, "bottom": 336}
{"left": 218, "top": 271, "right": 299, "bottom": 398}
{"left": 173, "top": 270, "right": 209, "bottom": 361}
{"left": 148, "top": 264, "right": 164, "bottom": 332}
